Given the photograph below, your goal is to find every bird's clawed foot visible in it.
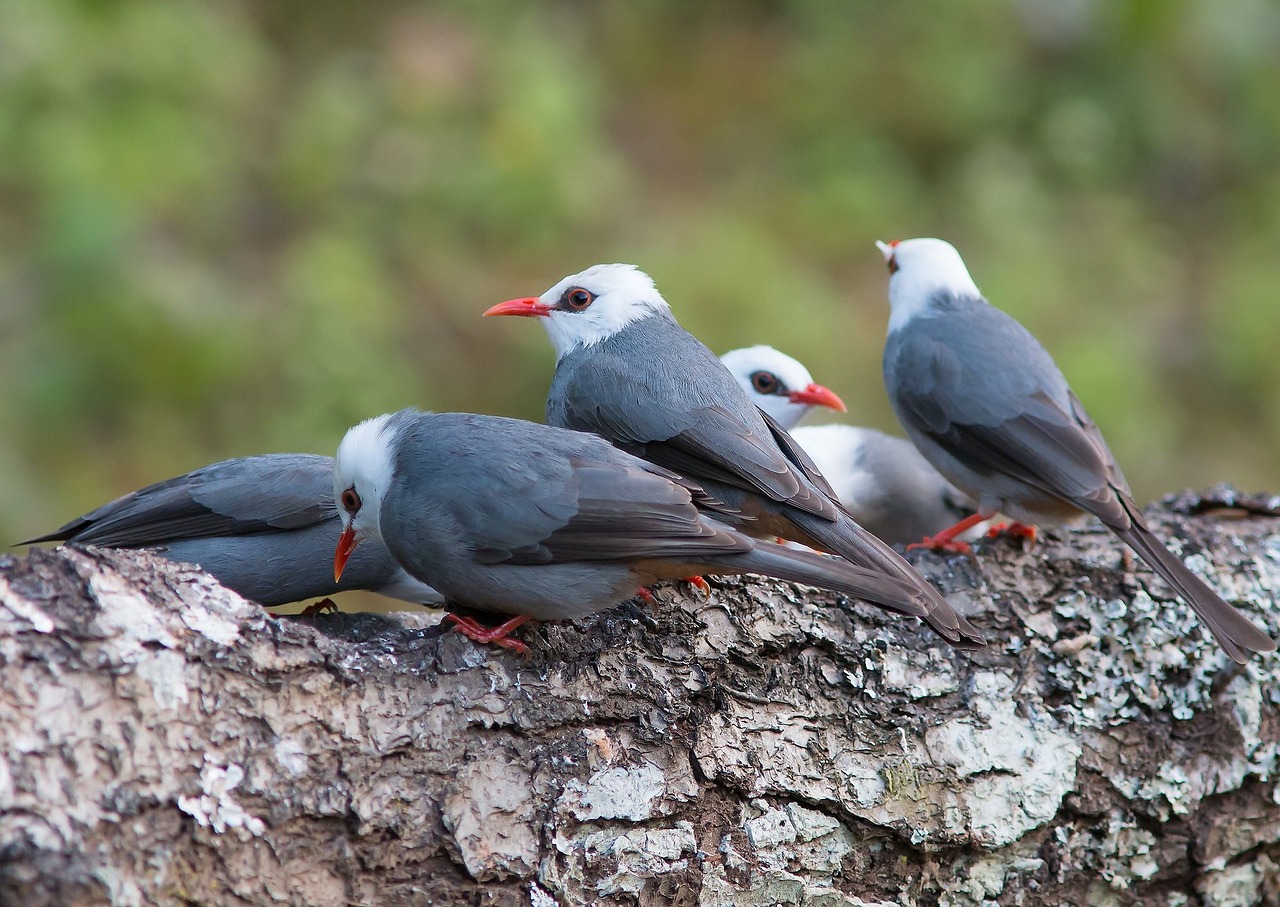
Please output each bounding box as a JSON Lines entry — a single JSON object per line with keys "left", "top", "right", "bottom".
{"left": 684, "top": 575, "right": 711, "bottom": 597}
{"left": 985, "top": 521, "right": 1038, "bottom": 544}
{"left": 907, "top": 511, "right": 991, "bottom": 554}
{"left": 444, "top": 613, "right": 532, "bottom": 656}
{"left": 636, "top": 586, "right": 658, "bottom": 607}
{"left": 298, "top": 598, "right": 339, "bottom": 617}
{"left": 907, "top": 534, "right": 974, "bottom": 555}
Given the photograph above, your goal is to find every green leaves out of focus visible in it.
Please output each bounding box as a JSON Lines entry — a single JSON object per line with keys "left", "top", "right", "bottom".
{"left": 2, "top": 0, "right": 1279, "bottom": 544}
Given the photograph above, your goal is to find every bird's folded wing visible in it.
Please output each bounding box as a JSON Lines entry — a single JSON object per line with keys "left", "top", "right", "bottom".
{"left": 462, "top": 457, "right": 751, "bottom": 567}
{"left": 558, "top": 368, "right": 839, "bottom": 521}
{"left": 895, "top": 334, "right": 1128, "bottom": 520}
{"left": 757, "top": 407, "right": 840, "bottom": 502}
{"left": 26, "top": 454, "right": 338, "bottom": 547}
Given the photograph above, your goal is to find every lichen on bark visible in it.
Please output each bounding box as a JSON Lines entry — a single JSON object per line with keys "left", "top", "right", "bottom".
{"left": 1, "top": 491, "right": 1278, "bottom": 906}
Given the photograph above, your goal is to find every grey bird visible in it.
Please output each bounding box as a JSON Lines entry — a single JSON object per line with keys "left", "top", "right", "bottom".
{"left": 25, "top": 454, "right": 442, "bottom": 608}
{"left": 878, "top": 237, "right": 1275, "bottom": 663}
{"left": 483, "top": 265, "right": 985, "bottom": 649}
{"left": 719, "top": 345, "right": 848, "bottom": 428}
{"left": 723, "top": 345, "right": 979, "bottom": 546}
{"left": 330, "top": 409, "right": 941, "bottom": 653}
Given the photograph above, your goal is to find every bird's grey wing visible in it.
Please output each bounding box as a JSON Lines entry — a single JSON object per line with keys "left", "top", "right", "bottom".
{"left": 553, "top": 357, "right": 838, "bottom": 520}
{"left": 756, "top": 407, "right": 839, "bottom": 501}
{"left": 442, "top": 450, "right": 749, "bottom": 567}
{"left": 890, "top": 322, "right": 1128, "bottom": 520}
{"left": 29, "top": 454, "right": 337, "bottom": 547}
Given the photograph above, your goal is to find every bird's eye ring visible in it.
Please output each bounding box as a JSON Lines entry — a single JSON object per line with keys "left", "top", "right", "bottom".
{"left": 750, "top": 371, "right": 781, "bottom": 394}
{"left": 563, "top": 287, "right": 595, "bottom": 311}
{"left": 340, "top": 487, "right": 362, "bottom": 513}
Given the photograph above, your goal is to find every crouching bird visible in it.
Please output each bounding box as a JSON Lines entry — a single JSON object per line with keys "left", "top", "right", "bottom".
{"left": 331, "top": 409, "right": 948, "bottom": 655}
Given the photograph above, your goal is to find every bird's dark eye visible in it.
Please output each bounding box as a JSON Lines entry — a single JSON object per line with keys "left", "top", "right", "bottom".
{"left": 340, "top": 487, "right": 361, "bottom": 513}
{"left": 561, "top": 287, "right": 595, "bottom": 311}
{"left": 750, "top": 371, "right": 782, "bottom": 395}
{"left": 887, "top": 257, "right": 899, "bottom": 275}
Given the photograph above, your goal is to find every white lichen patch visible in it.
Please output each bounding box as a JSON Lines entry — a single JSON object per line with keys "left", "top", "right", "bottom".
{"left": 744, "top": 803, "right": 854, "bottom": 876}
{"left": 923, "top": 672, "right": 1080, "bottom": 847}
{"left": 132, "top": 650, "right": 190, "bottom": 711}
{"left": 89, "top": 569, "right": 180, "bottom": 659}
{"left": 558, "top": 759, "right": 691, "bottom": 822}
{"left": 273, "top": 738, "right": 308, "bottom": 777}
{"left": 176, "top": 758, "right": 265, "bottom": 838}
{"left": 442, "top": 756, "right": 539, "bottom": 880}
{"left": 0, "top": 576, "right": 55, "bottom": 633}
{"left": 880, "top": 646, "right": 960, "bottom": 699}
{"left": 568, "top": 821, "right": 697, "bottom": 897}
{"left": 1201, "top": 853, "right": 1280, "bottom": 907}
{"left": 179, "top": 602, "right": 242, "bottom": 647}
{"left": 694, "top": 669, "right": 1079, "bottom": 849}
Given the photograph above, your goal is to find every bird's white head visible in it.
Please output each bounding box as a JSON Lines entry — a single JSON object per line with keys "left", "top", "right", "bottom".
{"left": 876, "top": 238, "right": 982, "bottom": 333}
{"left": 332, "top": 412, "right": 400, "bottom": 581}
{"left": 719, "top": 345, "right": 847, "bottom": 430}
{"left": 484, "top": 263, "right": 671, "bottom": 358}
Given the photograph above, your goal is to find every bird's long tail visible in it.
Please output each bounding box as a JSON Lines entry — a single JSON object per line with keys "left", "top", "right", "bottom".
{"left": 705, "top": 539, "right": 928, "bottom": 619}
{"left": 790, "top": 511, "right": 986, "bottom": 649}
{"left": 1112, "top": 508, "right": 1274, "bottom": 663}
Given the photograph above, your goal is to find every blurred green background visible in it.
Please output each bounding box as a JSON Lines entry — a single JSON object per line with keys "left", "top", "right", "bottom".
{"left": 4, "top": 0, "right": 1280, "bottom": 554}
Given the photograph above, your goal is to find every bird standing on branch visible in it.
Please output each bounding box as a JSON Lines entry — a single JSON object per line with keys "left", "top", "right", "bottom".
{"left": 484, "top": 264, "right": 984, "bottom": 649}
{"left": 877, "top": 237, "right": 1275, "bottom": 663}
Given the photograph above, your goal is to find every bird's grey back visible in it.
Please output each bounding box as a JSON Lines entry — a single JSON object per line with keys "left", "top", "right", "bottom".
{"left": 548, "top": 312, "right": 773, "bottom": 441}
{"left": 29, "top": 452, "right": 442, "bottom": 607}
{"left": 547, "top": 313, "right": 839, "bottom": 516}
{"left": 884, "top": 292, "right": 1074, "bottom": 430}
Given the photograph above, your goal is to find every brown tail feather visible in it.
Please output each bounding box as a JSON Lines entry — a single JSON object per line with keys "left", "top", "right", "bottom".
{"left": 1113, "top": 515, "right": 1274, "bottom": 663}
{"left": 792, "top": 511, "right": 986, "bottom": 649}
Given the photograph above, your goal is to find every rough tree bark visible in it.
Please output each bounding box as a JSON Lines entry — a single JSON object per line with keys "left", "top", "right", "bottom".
{"left": 1, "top": 489, "right": 1279, "bottom": 907}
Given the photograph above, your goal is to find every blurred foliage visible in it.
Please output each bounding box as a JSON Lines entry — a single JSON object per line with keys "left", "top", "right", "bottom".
{"left": 3, "top": 0, "right": 1280, "bottom": 553}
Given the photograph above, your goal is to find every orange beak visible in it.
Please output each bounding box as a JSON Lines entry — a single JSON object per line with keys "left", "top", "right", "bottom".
{"left": 483, "top": 297, "right": 554, "bottom": 318}
{"left": 789, "top": 382, "right": 847, "bottom": 413}
{"left": 334, "top": 524, "right": 358, "bottom": 582}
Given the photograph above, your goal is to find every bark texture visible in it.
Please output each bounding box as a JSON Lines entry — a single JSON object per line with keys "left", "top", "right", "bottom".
{"left": 2, "top": 489, "right": 1279, "bottom": 907}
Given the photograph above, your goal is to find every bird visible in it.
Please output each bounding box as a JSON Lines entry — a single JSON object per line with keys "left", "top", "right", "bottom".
{"left": 330, "top": 408, "right": 943, "bottom": 654}
{"left": 877, "top": 237, "right": 1275, "bottom": 663}
{"left": 483, "top": 264, "right": 985, "bottom": 649}
{"left": 718, "top": 344, "right": 847, "bottom": 429}
{"left": 722, "top": 345, "right": 979, "bottom": 545}
{"left": 24, "top": 454, "right": 442, "bottom": 608}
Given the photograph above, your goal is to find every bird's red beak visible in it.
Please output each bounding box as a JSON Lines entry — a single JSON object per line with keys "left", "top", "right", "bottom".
{"left": 789, "top": 382, "right": 847, "bottom": 412}
{"left": 334, "top": 525, "right": 358, "bottom": 582}
{"left": 483, "top": 297, "right": 554, "bottom": 318}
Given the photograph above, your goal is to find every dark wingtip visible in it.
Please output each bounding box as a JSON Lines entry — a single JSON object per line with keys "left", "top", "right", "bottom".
{"left": 15, "top": 533, "right": 61, "bottom": 547}
{"left": 924, "top": 609, "right": 987, "bottom": 649}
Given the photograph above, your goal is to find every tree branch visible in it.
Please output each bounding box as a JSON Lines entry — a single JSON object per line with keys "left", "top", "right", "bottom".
{"left": 2, "top": 492, "right": 1278, "bottom": 905}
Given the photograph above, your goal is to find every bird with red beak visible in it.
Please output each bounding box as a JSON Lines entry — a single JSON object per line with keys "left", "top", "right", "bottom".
{"left": 330, "top": 408, "right": 949, "bottom": 655}
{"left": 484, "top": 263, "right": 985, "bottom": 650}
{"left": 877, "top": 237, "right": 1275, "bottom": 663}
{"left": 719, "top": 345, "right": 847, "bottom": 429}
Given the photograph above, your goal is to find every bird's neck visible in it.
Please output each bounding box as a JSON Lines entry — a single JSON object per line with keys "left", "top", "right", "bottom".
{"left": 887, "top": 288, "right": 983, "bottom": 334}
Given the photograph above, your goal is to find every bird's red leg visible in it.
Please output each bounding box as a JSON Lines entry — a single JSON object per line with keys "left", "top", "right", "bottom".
{"left": 908, "top": 512, "right": 992, "bottom": 554}
{"left": 444, "top": 613, "right": 531, "bottom": 655}
{"left": 636, "top": 587, "right": 658, "bottom": 607}
{"left": 684, "top": 576, "right": 711, "bottom": 597}
{"left": 985, "top": 521, "right": 1039, "bottom": 543}
{"left": 298, "top": 598, "right": 339, "bottom": 617}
